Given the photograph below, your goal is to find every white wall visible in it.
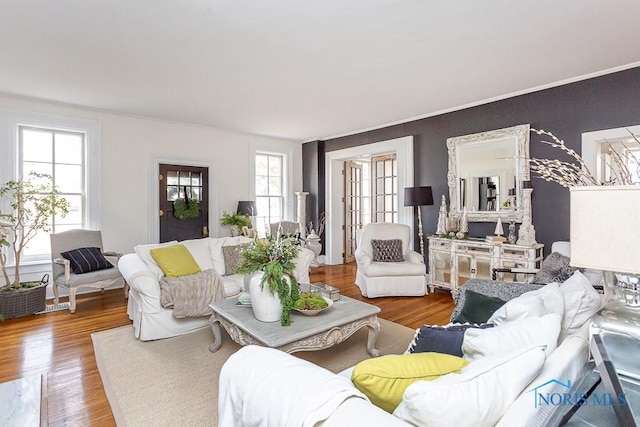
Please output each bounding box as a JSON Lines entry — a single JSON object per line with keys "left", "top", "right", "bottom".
{"left": 0, "top": 94, "right": 303, "bottom": 294}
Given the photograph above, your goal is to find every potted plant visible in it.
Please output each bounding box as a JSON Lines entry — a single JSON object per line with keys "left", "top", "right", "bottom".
{"left": 236, "top": 235, "right": 300, "bottom": 326}
{"left": 0, "top": 173, "right": 69, "bottom": 319}
{"left": 220, "top": 211, "right": 251, "bottom": 236}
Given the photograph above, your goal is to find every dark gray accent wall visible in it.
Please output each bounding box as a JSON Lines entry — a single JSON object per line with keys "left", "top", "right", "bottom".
{"left": 302, "top": 66, "right": 640, "bottom": 264}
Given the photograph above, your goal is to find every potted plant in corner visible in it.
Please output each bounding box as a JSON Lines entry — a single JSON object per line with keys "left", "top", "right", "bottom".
{"left": 220, "top": 211, "right": 251, "bottom": 236}
{"left": 0, "top": 173, "right": 69, "bottom": 319}
{"left": 236, "top": 235, "right": 300, "bottom": 326}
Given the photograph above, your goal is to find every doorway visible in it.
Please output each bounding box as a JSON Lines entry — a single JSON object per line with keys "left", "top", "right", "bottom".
{"left": 159, "top": 163, "right": 209, "bottom": 242}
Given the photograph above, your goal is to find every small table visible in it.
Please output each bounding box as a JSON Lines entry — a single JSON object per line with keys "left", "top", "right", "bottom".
{"left": 209, "top": 294, "right": 381, "bottom": 356}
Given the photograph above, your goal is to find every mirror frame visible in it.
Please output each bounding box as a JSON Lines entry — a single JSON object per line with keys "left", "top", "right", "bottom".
{"left": 447, "top": 124, "right": 530, "bottom": 223}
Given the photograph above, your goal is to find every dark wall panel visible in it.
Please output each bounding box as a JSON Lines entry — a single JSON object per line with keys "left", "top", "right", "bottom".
{"left": 302, "top": 66, "right": 640, "bottom": 263}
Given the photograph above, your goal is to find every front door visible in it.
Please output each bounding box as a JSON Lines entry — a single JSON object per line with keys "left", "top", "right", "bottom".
{"left": 344, "top": 161, "right": 363, "bottom": 263}
{"left": 159, "top": 164, "right": 209, "bottom": 242}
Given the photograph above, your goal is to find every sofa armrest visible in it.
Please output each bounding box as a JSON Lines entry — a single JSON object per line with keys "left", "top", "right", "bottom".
{"left": 354, "top": 248, "right": 372, "bottom": 265}
{"left": 118, "top": 253, "right": 161, "bottom": 300}
{"left": 405, "top": 250, "right": 424, "bottom": 264}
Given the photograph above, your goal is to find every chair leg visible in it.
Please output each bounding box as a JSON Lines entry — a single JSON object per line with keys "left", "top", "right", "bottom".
{"left": 68, "top": 288, "right": 78, "bottom": 314}
{"left": 53, "top": 282, "right": 60, "bottom": 305}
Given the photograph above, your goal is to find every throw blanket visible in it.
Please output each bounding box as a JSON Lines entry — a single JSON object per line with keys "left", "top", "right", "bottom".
{"left": 218, "top": 345, "right": 367, "bottom": 427}
{"left": 160, "top": 269, "right": 225, "bottom": 318}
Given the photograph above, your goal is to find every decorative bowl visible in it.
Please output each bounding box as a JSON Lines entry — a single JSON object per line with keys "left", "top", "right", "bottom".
{"left": 293, "top": 297, "right": 333, "bottom": 316}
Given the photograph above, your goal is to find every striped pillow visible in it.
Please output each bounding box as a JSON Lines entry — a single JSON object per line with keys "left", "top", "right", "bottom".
{"left": 61, "top": 247, "right": 113, "bottom": 274}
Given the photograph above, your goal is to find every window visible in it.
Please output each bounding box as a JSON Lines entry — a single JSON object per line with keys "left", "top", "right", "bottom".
{"left": 255, "top": 153, "right": 284, "bottom": 237}
{"left": 18, "top": 126, "right": 86, "bottom": 261}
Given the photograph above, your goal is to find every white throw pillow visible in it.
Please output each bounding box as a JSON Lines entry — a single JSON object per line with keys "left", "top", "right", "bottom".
{"left": 488, "top": 283, "right": 564, "bottom": 325}
{"left": 393, "top": 346, "right": 546, "bottom": 427}
{"left": 134, "top": 240, "right": 178, "bottom": 279}
{"left": 559, "top": 270, "right": 602, "bottom": 340}
{"left": 181, "top": 238, "right": 214, "bottom": 271}
{"left": 463, "top": 313, "right": 561, "bottom": 361}
{"left": 209, "top": 238, "right": 226, "bottom": 275}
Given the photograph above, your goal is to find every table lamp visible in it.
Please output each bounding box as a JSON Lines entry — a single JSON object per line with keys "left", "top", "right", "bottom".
{"left": 404, "top": 186, "right": 434, "bottom": 256}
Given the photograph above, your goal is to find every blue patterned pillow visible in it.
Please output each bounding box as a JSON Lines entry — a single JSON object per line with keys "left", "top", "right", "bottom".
{"left": 61, "top": 247, "right": 113, "bottom": 274}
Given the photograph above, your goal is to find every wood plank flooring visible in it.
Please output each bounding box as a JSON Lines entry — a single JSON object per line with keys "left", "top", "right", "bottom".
{"left": 0, "top": 263, "right": 454, "bottom": 426}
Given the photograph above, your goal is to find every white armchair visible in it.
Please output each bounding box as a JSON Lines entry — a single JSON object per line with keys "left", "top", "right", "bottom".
{"left": 354, "top": 223, "right": 427, "bottom": 298}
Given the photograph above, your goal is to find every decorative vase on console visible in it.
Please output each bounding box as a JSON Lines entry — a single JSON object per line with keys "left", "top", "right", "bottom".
{"left": 436, "top": 195, "right": 448, "bottom": 236}
{"left": 305, "top": 229, "right": 322, "bottom": 267}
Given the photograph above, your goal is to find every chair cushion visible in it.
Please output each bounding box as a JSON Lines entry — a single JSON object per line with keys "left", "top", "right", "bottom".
{"left": 451, "top": 290, "right": 507, "bottom": 324}
{"left": 149, "top": 244, "right": 201, "bottom": 278}
{"left": 61, "top": 247, "right": 114, "bottom": 274}
{"left": 351, "top": 352, "right": 469, "bottom": 413}
{"left": 371, "top": 239, "right": 404, "bottom": 262}
{"left": 363, "top": 261, "right": 425, "bottom": 277}
{"left": 54, "top": 267, "right": 122, "bottom": 287}
{"left": 406, "top": 323, "right": 494, "bottom": 357}
{"left": 533, "top": 252, "right": 576, "bottom": 284}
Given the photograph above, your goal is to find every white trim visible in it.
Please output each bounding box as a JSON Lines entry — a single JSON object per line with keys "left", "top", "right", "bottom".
{"left": 324, "top": 136, "right": 414, "bottom": 265}
{"left": 149, "top": 157, "right": 218, "bottom": 243}
{"left": 582, "top": 125, "right": 640, "bottom": 183}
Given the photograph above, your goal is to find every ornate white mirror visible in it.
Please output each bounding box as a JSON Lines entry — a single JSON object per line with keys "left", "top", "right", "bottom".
{"left": 447, "top": 124, "right": 530, "bottom": 222}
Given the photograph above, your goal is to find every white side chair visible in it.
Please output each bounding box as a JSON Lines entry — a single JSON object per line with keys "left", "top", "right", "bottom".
{"left": 354, "top": 223, "right": 427, "bottom": 298}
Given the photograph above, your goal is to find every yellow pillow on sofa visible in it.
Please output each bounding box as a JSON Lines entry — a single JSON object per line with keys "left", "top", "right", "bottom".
{"left": 351, "top": 352, "right": 469, "bottom": 413}
{"left": 149, "top": 244, "right": 201, "bottom": 278}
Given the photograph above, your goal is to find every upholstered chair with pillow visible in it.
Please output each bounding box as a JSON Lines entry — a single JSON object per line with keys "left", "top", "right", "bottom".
{"left": 354, "top": 223, "right": 427, "bottom": 298}
{"left": 51, "top": 229, "right": 124, "bottom": 313}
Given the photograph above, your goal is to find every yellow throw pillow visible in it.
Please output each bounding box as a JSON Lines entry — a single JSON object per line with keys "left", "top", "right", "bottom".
{"left": 149, "top": 244, "right": 201, "bottom": 278}
{"left": 351, "top": 352, "right": 469, "bottom": 413}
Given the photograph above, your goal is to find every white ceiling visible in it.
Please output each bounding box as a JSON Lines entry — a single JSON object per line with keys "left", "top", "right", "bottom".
{"left": 1, "top": 1, "right": 640, "bottom": 142}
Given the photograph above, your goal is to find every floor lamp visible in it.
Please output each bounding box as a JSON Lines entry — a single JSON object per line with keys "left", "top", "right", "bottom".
{"left": 404, "top": 186, "right": 434, "bottom": 257}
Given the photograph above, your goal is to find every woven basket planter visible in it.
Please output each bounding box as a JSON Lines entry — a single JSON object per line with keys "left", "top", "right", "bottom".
{"left": 0, "top": 280, "right": 48, "bottom": 319}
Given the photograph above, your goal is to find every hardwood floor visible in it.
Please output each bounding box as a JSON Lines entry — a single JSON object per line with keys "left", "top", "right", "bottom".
{"left": 0, "top": 263, "right": 454, "bottom": 426}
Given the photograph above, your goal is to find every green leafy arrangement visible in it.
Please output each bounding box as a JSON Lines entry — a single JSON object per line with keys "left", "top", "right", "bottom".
{"left": 220, "top": 211, "right": 251, "bottom": 227}
{"left": 236, "top": 235, "right": 301, "bottom": 326}
{"left": 294, "top": 292, "right": 328, "bottom": 310}
{"left": 173, "top": 198, "right": 199, "bottom": 220}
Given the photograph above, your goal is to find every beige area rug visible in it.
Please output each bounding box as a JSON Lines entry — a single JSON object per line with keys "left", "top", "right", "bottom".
{"left": 92, "top": 319, "right": 415, "bottom": 426}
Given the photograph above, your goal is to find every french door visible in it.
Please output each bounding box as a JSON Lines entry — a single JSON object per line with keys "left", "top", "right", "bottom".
{"left": 343, "top": 161, "right": 363, "bottom": 263}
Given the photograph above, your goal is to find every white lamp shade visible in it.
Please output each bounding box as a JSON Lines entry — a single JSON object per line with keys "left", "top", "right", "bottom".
{"left": 570, "top": 186, "right": 640, "bottom": 274}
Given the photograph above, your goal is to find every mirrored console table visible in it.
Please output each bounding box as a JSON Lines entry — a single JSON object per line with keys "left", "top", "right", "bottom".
{"left": 427, "top": 236, "right": 543, "bottom": 295}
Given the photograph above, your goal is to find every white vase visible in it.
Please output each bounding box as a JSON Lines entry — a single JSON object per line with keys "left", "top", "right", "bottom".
{"left": 248, "top": 271, "right": 283, "bottom": 323}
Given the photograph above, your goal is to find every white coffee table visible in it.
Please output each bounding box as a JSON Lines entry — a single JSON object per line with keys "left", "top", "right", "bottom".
{"left": 209, "top": 294, "right": 381, "bottom": 356}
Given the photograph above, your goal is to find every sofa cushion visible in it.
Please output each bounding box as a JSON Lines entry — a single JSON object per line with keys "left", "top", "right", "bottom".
{"left": 363, "top": 261, "right": 425, "bottom": 277}
{"left": 222, "top": 274, "right": 244, "bottom": 297}
{"left": 452, "top": 290, "right": 506, "bottom": 324}
{"left": 406, "top": 323, "right": 494, "bottom": 357}
{"left": 371, "top": 239, "right": 404, "bottom": 262}
{"left": 351, "top": 352, "right": 469, "bottom": 413}
{"left": 222, "top": 245, "right": 245, "bottom": 276}
{"left": 487, "top": 282, "right": 565, "bottom": 325}
{"left": 134, "top": 240, "right": 178, "bottom": 279}
{"left": 559, "top": 271, "right": 601, "bottom": 340}
{"left": 150, "top": 244, "right": 201, "bottom": 278}
{"left": 463, "top": 313, "right": 561, "bottom": 361}
{"left": 181, "top": 238, "right": 214, "bottom": 271}
{"left": 393, "top": 345, "right": 546, "bottom": 427}
{"left": 61, "top": 246, "right": 113, "bottom": 274}
{"left": 533, "top": 252, "right": 576, "bottom": 284}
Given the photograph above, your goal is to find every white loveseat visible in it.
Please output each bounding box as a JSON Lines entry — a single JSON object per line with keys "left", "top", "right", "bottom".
{"left": 118, "top": 236, "right": 314, "bottom": 341}
{"left": 219, "top": 271, "right": 602, "bottom": 427}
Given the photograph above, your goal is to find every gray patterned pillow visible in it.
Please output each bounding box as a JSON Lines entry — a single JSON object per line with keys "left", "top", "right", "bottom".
{"left": 222, "top": 245, "right": 246, "bottom": 276}
{"left": 533, "top": 252, "right": 576, "bottom": 284}
{"left": 371, "top": 239, "right": 404, "bottom": 262}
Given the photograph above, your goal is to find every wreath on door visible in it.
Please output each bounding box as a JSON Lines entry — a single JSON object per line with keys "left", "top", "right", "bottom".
{"left": 172, "top": 186, "right": 200, "bottom": 220}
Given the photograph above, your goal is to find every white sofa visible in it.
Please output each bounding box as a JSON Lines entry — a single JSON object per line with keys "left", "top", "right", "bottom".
{"left": 219, "top": 271, "right": 602, "bottom": 427}
{"left": 118, "top": 236, "right": 314, "bottom": 341}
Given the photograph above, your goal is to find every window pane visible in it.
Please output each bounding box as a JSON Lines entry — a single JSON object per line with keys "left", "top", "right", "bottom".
{"left": 24, "top": 228, "right": 51, "bottom": 258}
{"left": 55, "top": 133, "right": 83, "bottom": 164}
{"left": 268, "top": 177, "right": 281, "bottom": 195}
{"left": 167, "top": 171, "right": 179, "bottom": 185}
{"left": 23, "top": 162, "right": 53, "bottom": 183}
{"left": 55, "top": 164, "right": 83, "bottom": 193}
{"left": 22, "top": 129, "right": 53, "bottom": 163}
{"left": 56, "top": 194, "right": 83, "bottom": 225}
{"left": 256, "top": 197, "right": 269, "bottom": 216}
{"left": 256, "top": 155, "right": 268, "bottom": 176}
{"left": 256, "top": 176, "right": 268, "bottom": 196}
{"left": 385, "top": 160, "right": 392, "bottom": 176}
{"left": 191, "top": 187, "right": 201, "bottom": 201}
{"left": 179, "top": 172, "right": 191, "bottom": 186}
{"left": 270, "top": 197, "right": 282, "bottom": 218}
{"left": 167, "top": 185, "right": 179, "bottom": 201}
{"left": 384, "top": 177, "right": 392, "bottom": 192}
{"left": 269, "top": 156, "right": 282, "bottom": 176}
{"left": 191, "top": 173, "right": 201, "bottom": 186}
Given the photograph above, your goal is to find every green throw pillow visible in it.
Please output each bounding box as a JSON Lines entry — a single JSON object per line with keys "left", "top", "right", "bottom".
{"left": 150, "top": 244, "right": 201, "bottom": 278}
{"left": 351, "top": 352, "right": 469, "bottom": 413}
{"left": 452, "top": 289, "right": 507, "bottom": 324}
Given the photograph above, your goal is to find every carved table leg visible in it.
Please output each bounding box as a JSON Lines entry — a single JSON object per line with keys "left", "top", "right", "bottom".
{"left": 209, "top": 315, "right": 223, "bottom": 353}
{"left": 366, "top": 317, "right": 381, "bottom": 357}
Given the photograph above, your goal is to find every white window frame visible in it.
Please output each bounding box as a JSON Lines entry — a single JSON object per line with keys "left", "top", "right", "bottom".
{"left": 249, "top": 143, "right": 294, "bottom": 236}
{"left": 0, "top": 111, "right": 102, "bottom": 270}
